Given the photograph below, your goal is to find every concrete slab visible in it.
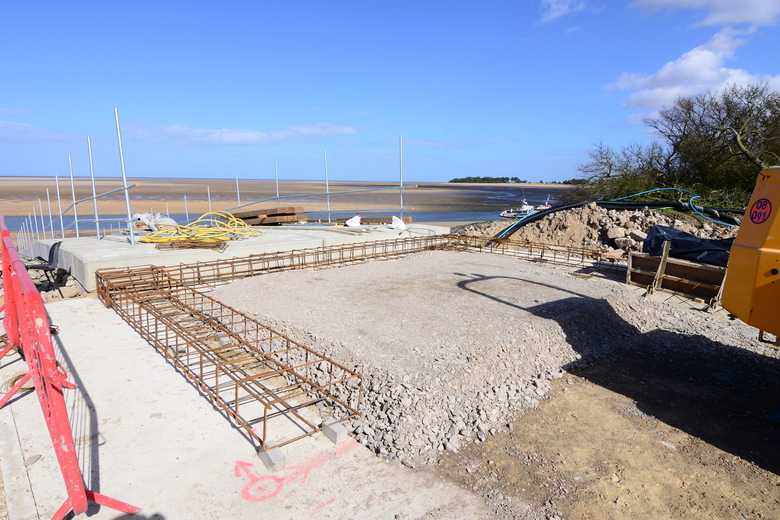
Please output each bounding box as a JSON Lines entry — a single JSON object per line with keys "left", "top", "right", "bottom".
{"left": 26, "top": 224, "right": 450, "bottom": 292}
{"left": 0, "top": 298, "right": 491, "bottom": 520}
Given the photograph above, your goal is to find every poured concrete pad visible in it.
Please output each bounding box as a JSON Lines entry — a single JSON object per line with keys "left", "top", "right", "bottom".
{"left": 0, "top": 298, "right": 491, "bottom": 519}
{"left": 25, "top": 223, "right": 450, "bottom": 292}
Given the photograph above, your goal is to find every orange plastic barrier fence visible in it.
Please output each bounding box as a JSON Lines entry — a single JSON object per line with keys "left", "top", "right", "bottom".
{"left": 0, "top": 215, "right": 139, "bottom": 519}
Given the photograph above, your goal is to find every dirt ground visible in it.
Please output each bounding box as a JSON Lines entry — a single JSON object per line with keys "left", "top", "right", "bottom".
{"left": 440, "top": 353, "right": 780, "bottom": 519}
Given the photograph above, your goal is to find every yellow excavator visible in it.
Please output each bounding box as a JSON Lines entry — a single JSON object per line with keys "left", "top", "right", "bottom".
{"left": 722, "top": 166, "right": 780, "bottom": 345}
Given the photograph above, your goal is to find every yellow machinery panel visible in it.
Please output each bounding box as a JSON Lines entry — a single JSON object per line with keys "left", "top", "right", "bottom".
{"left": 722, "top": 167, "right": 780, "bottom": 336}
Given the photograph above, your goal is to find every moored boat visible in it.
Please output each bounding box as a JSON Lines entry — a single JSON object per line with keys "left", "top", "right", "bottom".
{"left": 499, "top": 199, "right": 535, "bottom": 220}
{"left": 534, "top": 195, "right": 552, "bottom": 211}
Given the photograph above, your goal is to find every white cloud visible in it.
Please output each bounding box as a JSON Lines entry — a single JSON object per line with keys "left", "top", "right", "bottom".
{"left": 149, "top": 122, "right": 359, "bottom": 145}
{"left": 0, "top": 121, "right": 79, "bottom": 143}
{"left": 606, "top": 27, "right": 780, "bottom": 111}
{"left": 540, "top": 0, "right": 588, "bottom": 23}
{"left": 632, "top": 0, "right": 780, "bottom": 27}
{"left": 407, "top": 137, "right": 513, "bottom": 149}
{"left": 0, "top": 108, "right": 28, "bottom": 115}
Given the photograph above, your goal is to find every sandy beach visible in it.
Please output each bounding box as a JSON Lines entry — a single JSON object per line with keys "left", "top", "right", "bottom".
{"left": 0, "top": 177, "right": 571, "bottom": 241}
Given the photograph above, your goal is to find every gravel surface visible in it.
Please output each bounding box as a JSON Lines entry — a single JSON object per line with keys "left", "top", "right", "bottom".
{"left": 211, "top": 250, "right": 774, "bottom": 468}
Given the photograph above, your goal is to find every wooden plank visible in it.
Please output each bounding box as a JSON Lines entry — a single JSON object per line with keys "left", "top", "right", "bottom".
{"left": 650, "top": 241, "right": 671, "bottom": 294}
{"left": 626, "top": 251, "right": 725, "bottom": 299}
{"left": 242, "top": 215, "right": 308, "bottom": 225}
{"left": 229, "top": 207, "right": 305, "bottom": 220}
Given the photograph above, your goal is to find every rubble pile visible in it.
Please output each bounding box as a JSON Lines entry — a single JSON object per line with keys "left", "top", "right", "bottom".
{"left": 453, "top": 203, "right": 739, "bottom": 252}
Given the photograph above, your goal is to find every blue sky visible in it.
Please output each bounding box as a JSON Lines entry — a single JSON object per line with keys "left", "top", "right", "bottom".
{"left": 1, "top": 0, "right": 779, "bottom": 182}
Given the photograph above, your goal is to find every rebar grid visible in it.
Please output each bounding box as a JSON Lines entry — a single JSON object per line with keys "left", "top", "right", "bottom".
{"left": 96, "top": 234, "right": 625, "bottom": 296}
{"left": 99, "top": 269, "right": 362, "bottom": 450}
{"left": 446, "top": 235, "right": 627, "bottom": 273}
{"left": 95, "top": 235, "right": 625, "bottom": 451}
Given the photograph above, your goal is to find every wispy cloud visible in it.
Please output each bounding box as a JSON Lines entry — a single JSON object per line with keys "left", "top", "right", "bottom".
{"left": 134, "top": 122, "right": 360, "bottom": 145}
{"left": 540, "top": 0, "right": 588, "bottom": 23}
{"left": 406, "top": 136, "right": 513, "bottom": 149}
{"left": 607, "top": 27, "right": 780, "bottom": 116}
{"left": 0, "top": 121, "right": 80, "bottom": 143}
{"left": 631, "top": 0, "right": 780, "bottom": 27}
{"left": 0, "top": 108, "right": 28, "bottom": 116}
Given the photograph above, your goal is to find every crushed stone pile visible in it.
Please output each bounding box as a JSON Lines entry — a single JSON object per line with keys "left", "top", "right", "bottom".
{"left": 452, "top": 203, "right": 739, "bottom": 252}
{"left": 211, "top": 250, "right": 770, "bottom": 469}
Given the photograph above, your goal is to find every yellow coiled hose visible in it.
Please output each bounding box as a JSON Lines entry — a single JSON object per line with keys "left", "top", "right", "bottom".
{"left": 139, "top": 212, "right": 263, "bottom": 243}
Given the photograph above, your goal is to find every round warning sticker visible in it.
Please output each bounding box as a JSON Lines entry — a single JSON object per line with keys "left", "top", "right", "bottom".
{"left": 750, "top": 198, "right": 772, "bottom": 224}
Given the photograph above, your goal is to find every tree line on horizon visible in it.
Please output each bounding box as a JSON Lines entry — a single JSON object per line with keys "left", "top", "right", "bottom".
{"left": 448, "top": 176, "right": 588, "bottom": 185}
{"left": 561, "top": 82, "right": 780, "bottom": 209}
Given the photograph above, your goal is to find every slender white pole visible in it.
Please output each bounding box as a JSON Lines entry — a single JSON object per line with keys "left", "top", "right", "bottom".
{"left": 114, "top": 108, "right": 135, "bottom": 245}
{"left": 275, "top": 161, "right": 280, "bottom": 208}
{"left": 235, "top": 176, "right": 241, "bottom": 208}
{"left": 324, "top": 150, "right": 331, "bottom": 223}
{"left": 184, "top": 195, "right": 189, "bottom": 221}
{"left": 207, "top": 186, "right": 212, "bottom": 213}
{"left": 399, "top": 135, "right": 404, "bottom": 217}
{"left": 55, "top": 175, "right": 65, "bottom": 238}
{"left": 38, "top": 199, "right": 45, "bottom": 239}
{"left": 68, "top": 155, "right": 80, "bottom": 237}
{"left": 166, "top": 202, "right": 170, "bottom": 217}
{"left": 46, "top": 188, "right": 54, "bottom": 239}
{"left": 32, "top": 208, "right": 40, "bottom": 241}
{"left": 88, "top": 136, "right": 101, "bottom": 240}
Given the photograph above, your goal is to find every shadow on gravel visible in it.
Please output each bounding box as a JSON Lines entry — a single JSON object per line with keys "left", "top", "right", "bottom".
{"left": 457, "top": 273, "right": 780, "bottom": 477}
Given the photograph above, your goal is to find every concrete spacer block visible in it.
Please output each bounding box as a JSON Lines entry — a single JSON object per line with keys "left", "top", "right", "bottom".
{"left": 322, "top": 417, "right": 348, "bottom": 445}
{"left": 257, "top": 439, "right": 286, "bottom": 471}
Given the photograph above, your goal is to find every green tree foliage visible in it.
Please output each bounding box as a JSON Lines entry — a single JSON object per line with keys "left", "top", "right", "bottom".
{"left": 567, "top": 82, "right": 780, "bottom": 207}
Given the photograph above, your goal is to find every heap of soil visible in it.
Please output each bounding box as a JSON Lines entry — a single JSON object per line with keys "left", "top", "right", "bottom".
{"left": 453, "top": 204, "right": 739, "bottom": 252}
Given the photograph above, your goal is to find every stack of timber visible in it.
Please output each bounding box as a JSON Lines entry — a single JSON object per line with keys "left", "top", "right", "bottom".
{"left": 229, "top": 207, "right": 307, "bottom": 225}
{"left": 626, "top": 250, "right": 726, "bottom": 301}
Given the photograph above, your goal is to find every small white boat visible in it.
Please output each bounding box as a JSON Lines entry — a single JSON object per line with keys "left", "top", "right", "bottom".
{"left": 534, "top": 195, "right": 552, "bottom": 212}
{"left": 499, "top": 200, "right": 535, "bottom": 220}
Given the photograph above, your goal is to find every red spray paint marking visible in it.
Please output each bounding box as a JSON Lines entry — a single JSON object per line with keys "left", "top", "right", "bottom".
{"left": 234, "top": 438, "right": 359, "bottom": 503}
{"left": 310, "top": 498, "right": 336, "bottom": 518}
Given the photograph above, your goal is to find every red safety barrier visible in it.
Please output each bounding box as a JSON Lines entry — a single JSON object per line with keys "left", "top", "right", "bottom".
{"left": 0, "top": 215, "right": 139, "bottom": 519}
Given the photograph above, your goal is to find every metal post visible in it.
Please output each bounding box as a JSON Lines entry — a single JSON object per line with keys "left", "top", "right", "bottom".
{"left": 324, "top": 150, "right": 331, "bottom": 223}
{"left": 399, "top": 135, "right": 404, "bottom": 218}
{"left": 68, "top": 155, "right": 80, "bottom": 237}
{"left": 184, "top": 196, "right": 189, "bottom": 222}
{"left": 88, "top": 137, "right": 101, "bottom": 240}
{"left": 207, "top": 186, "right": 212, "bottom": 213}
{"left": 114, "top": 108, "right": 136, "bottom": 245}
{"left": 32, "top": 208, "right": 40, "bottom": 241}
{"left": 46, "top": 188, "right": 54, "bottom": 239}
{"left": 166, "top": 202, "right": 170, "bottom": 217}
{"left": 235, "top": 176, "right": 241, "bottom": 208}
{"left": 56, "top": 175, "right": 65, "bottom": 238}
{"left": 275, "top": 161, "right": 280, "bottom": 208}
{"left": 38, "top": 199, "right": 45, "bottom": 239}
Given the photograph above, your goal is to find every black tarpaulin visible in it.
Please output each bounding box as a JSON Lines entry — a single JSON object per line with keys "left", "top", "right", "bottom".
{"left": 643, "top": 225, "right": 733, "bottom": 267}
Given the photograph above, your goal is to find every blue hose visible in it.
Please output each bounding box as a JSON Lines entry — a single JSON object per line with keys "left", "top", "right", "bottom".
{"left": 610, "top": 188, "right": 736, "bottom": 227}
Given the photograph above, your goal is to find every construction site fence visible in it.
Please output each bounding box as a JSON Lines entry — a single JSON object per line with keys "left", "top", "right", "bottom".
{"left": 0, "top": 215, "right": 139, "bottom": 519}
